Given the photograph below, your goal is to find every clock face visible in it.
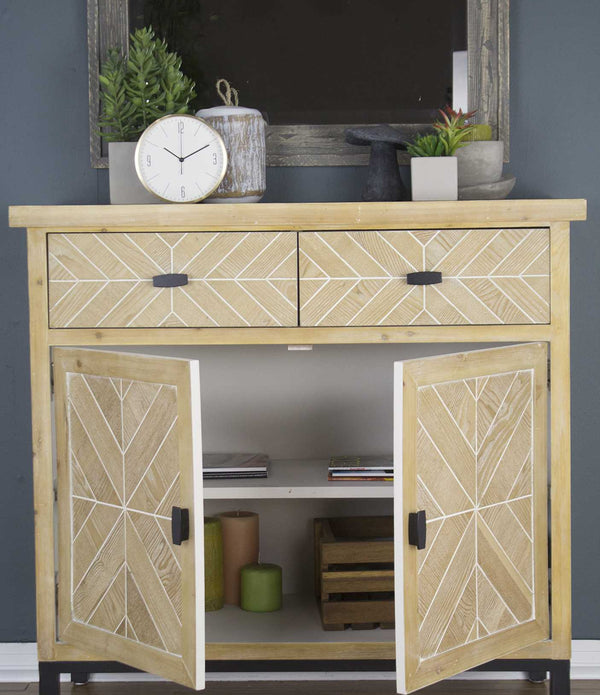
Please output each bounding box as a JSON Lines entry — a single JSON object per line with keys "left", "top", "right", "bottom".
{"left": 135, "top": 114, "right": 228, "bottom": 203}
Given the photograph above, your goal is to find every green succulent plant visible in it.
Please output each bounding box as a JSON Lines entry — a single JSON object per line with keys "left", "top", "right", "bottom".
{"left": 406, "top": 133, "right": 447, "bottom": 157}
{"left": 98, "top": 26, "right": 196, "bottom": 142}
{"left": 463, "top": 123, "right": 493, "bottom": 141}
{"left": 407, "top": 106, "right": 477, "bottom": 157}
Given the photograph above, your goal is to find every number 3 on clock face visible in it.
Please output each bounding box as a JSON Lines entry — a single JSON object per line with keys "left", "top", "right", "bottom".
{"left": 135, "top": 114, "right": 228, "bottom": 203}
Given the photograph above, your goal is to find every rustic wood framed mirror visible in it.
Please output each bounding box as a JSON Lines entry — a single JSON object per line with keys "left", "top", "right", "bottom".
{"left": 87, "top": 0, "right": 509, "bottom": 168}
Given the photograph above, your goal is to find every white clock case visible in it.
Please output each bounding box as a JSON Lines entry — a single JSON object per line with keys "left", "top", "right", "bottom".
{"left": 134, "top": 114, "right": 228, "bottom": 204}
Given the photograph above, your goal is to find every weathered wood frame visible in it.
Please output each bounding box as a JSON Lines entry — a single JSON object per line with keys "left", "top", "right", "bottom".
{"left": 9, "top": 199, "right": 585, "bottom": 672}
{"left": 87, "top": 0, "right": 510, "bottom": 168}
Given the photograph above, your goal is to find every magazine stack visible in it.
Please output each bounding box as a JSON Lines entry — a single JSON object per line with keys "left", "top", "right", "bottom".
{"left": 327, "top": 455, "right": 393, "bottom": 482}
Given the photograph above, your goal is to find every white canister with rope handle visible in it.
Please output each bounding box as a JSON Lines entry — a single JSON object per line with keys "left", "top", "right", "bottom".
{"left": 196, "top": 79, "right": 266, "bottom": 203}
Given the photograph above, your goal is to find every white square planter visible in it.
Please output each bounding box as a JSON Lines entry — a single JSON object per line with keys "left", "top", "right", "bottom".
{"left": 108, "top": 141, "right": 162, "bottom": 205}
{"left": 411, "top": 156, "right": 458, "bottom": 201}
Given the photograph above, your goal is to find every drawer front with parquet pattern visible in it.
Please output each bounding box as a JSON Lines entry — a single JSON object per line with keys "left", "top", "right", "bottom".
{"left": 299, "top": 228, "right": 550, "bottom": 326}
{"left": 47, "top": 231, "right": 298, "bottom": 328}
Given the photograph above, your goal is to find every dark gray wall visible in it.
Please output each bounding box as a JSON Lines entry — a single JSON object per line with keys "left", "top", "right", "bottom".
{"left": 0, "top": 0, "right": 599, "bottom": 642}
{"left": 0, "top": 0, "right": 99, "bottom": 641}
{"left": 510, "top": 1, "right": 600, "bottom": 640}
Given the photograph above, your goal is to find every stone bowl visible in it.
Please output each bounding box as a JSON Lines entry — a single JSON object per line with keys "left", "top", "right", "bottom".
{"left": 456, "top": 141, "right": 504, "bottom": 187}
{"left": 458, "top": 174, "right": 516, "bottom": 200}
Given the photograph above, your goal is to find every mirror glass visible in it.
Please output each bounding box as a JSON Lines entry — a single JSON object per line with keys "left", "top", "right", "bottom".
{"left": 129, "top": 0, "right": 467, "bottom": 125}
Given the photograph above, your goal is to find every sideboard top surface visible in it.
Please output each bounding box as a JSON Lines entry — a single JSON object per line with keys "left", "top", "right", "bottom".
{"left": 9, "top": 199, "right": 587, "bottom": 231}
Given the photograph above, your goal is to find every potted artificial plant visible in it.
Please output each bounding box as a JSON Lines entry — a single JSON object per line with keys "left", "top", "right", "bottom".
{"left": 408, "top": 107, "right": 476, "bottom": 201}
{"left": 98, "top": 27, "right": 196, "bottom": 204}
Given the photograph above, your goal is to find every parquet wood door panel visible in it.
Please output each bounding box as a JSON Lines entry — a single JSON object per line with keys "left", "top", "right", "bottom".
{"left": 48, "top": 232, "right": 298, "bottom": 328}
{"left": 298, "top": 229, "right": 549, "bottom": 326}
{"left": 54, "top": 348, "right": 204, "bottom": 690}
{"left": 394, "top": 343, "right": 549, "bottom": 693}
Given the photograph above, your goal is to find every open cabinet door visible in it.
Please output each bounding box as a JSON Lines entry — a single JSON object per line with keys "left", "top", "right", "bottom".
{"left": 54, "top": 348, "right": 204, "bottom": 690}
{"left": 394, "top": 343, "right": 549, "bottom": 693}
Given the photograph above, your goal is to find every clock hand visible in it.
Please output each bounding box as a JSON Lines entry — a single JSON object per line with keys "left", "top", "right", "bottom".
{"left": 182, "top": 144, "right": 210, "bottom": 160}
{"left": 179, "top": 131, "right": 183, "bottom": 175}
{"left": 163, "top": 147, "right": 184, "bottom": 162}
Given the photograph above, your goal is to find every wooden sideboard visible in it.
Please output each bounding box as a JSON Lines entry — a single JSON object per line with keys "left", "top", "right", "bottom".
{"left": 9, "top": 200, "right": 587, "bottom": 694}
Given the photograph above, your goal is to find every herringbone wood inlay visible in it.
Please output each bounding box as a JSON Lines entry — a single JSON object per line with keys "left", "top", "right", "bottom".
{"left": 48, "top": 231, "right": 297, "bottom": 328}
{"left": 395, "top": 344, "right": 548, "bottom": 693}
{"left": 56, "top": 349, "right": 203, "bottom": 688}
{"left": 299, "top": 229, "right": 549, "bottom": 326}
{"left": 417, "top": 370, "right": 535, "bottom": 660}
{"left": 67, "top": 373, "right": 183, "bottom": 654}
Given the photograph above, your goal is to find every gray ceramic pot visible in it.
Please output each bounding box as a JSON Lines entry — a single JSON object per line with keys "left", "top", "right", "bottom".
{"left": 108, "top": 141, "right": 161, "bottom": 205}
{"left": 456, "top": 141, "right": 504, "bottom": 187}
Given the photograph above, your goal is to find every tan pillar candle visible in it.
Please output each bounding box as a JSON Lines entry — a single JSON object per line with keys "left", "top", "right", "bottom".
{"left": 217, "top": 511, "right": 259, "bottom": 605}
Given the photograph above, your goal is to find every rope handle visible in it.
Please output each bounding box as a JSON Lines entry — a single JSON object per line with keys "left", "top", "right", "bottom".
{"left": 216, "top": 78, "right": 239, "bottom": 106}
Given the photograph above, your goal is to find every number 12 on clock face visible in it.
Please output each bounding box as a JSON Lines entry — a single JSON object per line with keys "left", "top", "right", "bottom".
{"left": 135, "top": 114, "right": 228, "bottom": 203}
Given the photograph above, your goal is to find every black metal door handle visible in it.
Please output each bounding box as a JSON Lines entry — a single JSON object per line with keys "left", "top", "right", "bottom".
{"left": 172, "top": 507, "right": 190, "bottom": 545}
{"left": 153, "top": 273, "right": 188, "bottom": 288}
{"left": 406, "top": 271, "right": 442, "bottom": 285}
{"left": 408, "top": 510, "right": 426, "bottom": 549}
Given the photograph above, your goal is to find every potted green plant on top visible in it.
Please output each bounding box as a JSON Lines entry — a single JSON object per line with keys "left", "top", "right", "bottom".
{"left": 407, "top": 107, "right": 476, "bottom": 201}
{"left": 455, "top": 121, "right": 509, "bottom": 196}
{"left": 98, "top": 26, "right": 196, "bottom": 204}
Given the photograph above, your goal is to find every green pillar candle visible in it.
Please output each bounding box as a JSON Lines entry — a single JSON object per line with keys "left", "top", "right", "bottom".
{"left": 204, "top": 517, "right": 224, "bottom": 611}
{"left": 240, "top": 563, "right": 282, "bottom": 612}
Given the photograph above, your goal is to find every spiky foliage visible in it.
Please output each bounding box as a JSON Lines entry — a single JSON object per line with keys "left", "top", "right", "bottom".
{"left": 406, "top": 133, "right": 447, "bottom": 157}
{"left": 433, "top": 106, "right": 477, "bottom": 154}
{"left": 98, "top": 27, "right": 196, "bottom": 142}
{"left": 407, "top": 106, "right": 478, "bottom": 157}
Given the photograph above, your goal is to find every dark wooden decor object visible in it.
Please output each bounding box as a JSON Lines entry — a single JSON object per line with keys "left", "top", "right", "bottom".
{"left": 345, "top": 126, "right": 409, "bottom": 201}
{"left": 87, "top": 0, "right": 510, "bottom": 168}
{"left": 314, "top": 516, "right": 395, "bottom": 631}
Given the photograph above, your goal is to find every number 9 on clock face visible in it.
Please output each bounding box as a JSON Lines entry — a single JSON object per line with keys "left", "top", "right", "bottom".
{"left": 135, "top": 114, "right": 228, "bottom": 203}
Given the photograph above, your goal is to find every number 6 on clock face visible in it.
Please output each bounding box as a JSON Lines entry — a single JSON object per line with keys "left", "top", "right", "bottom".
{"left": 135, "top": 114, "right": 228, "bottom": 203}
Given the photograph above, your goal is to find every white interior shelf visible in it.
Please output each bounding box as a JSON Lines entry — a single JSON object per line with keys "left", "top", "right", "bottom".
{"left": 203, "top": 459, "right": 393, "bottom": 499}
{"left": 205, "top": 593, "right": 395, "bottom": 644}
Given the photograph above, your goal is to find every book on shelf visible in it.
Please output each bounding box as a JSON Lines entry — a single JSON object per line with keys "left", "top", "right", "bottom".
{"left": 203, "top": 453, "right": 270, "bottom": 480}
{"left": 328, "top": 455, "right": 393, "bottom": 481}
{"left": 204, "top": 471, "right": 268, "bottom": 480}
{"left": 327, "top": 474, "right": 393, "bottom": 482}
{"left": 329, "top": 469, "right": 393, "bottom": 478}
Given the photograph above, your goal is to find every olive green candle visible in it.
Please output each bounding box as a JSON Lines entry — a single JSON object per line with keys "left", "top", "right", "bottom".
{"left": 240, "top": 563, "right": 282, "bottom": 612}
{"left": 204, "top": 516, "right": 224, "bottom": 611}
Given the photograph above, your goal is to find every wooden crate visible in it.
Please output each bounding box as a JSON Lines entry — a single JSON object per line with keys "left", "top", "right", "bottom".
{"left": 314, "top": 516, "right": 394, "bottom": 630}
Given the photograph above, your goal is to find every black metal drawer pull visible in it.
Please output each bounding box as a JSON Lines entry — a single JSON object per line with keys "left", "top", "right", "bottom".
{"left": 406, "top": 271, "right": 442, "bottom": 286}
{"left": 408, "top": 510, "right": 427, "bottom": 549}
{"left": 171, "top": 507, "right": 190, "bottom": 545}
{"left": 153, "top": 273, "right": 188, "bottom": 288}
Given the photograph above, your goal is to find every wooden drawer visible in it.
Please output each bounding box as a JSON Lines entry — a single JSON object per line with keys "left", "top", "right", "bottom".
{"left": 48, "top": 231, "right": 298, "bottom": 328}
{"left": 299, "top": 228, "right": 550, "bottom": 326}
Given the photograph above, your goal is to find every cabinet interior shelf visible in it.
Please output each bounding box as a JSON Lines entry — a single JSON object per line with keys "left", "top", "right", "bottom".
{"left": 205, "top": 593, "right": 394, "bottom": 644}
{"left": 203, "top": 459, "right": 393, "bottom": 499}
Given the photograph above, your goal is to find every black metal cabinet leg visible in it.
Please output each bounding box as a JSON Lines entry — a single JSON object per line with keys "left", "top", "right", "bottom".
{"left": 528, "top": 670, "right": 547, "bottom": 683}
{"left": 71, "top": 672, "right": 89, "bottom": 685}
{"left": 39, "top": 663, "right": 60, "bottom": 695}
{"left": 550, "top": 660, "right": 570, "bottom": 695}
